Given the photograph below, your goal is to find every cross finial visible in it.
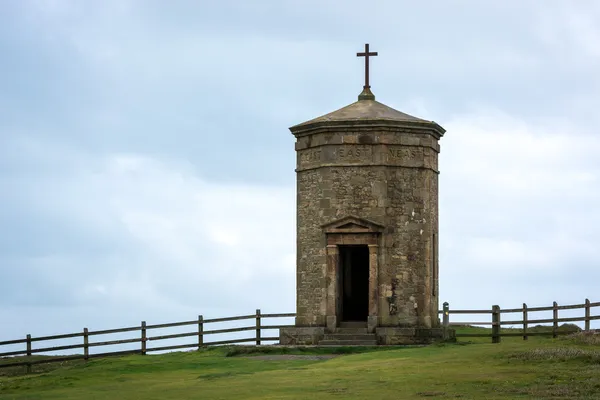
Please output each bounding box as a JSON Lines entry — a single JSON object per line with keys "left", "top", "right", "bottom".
{"left": 357, "top": 43, "right": 378, "bottom": 101}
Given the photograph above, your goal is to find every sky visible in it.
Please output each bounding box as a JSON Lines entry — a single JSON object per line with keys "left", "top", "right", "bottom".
{"left": 1, "top": 0, "right": 600, "bottom": 345}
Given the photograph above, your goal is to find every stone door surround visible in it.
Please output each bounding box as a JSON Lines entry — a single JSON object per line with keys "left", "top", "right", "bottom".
{"left": 322, "top": 215, "right": 383, "bottom": 333}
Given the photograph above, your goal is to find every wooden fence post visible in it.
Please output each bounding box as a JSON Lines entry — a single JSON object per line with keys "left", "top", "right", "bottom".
{"left": 26, "top": 334, "right": 32, "bottom": 374}
{"left": 141, "top": 321, "right": 147, "bottom": 355}
{"left": 442, "top": 302, "right": 450, "bottom": 328}
{"left": 492, "top": 305, "right": 501, "bottom": 343}
{"left": 552, "top": 302, "right": 558, "bottom": 338}
{"left": 256, "top": 309, "right": 261, "bottom": 345}
{"left": 198, "top": 315, "right": 204, "bottom": 349}
{"left": 522, "top": 303, "right": 528, "bottom": 341}
{"left": 585, "top": 299, "right": 591, "bottom": 331}
{"left": 83, "top": 328, "right": 89, "bottom": 361}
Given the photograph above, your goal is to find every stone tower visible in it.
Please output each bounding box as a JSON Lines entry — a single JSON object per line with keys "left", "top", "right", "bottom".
{"left": 280, "top": 45, "right": 453, "bottom": 345}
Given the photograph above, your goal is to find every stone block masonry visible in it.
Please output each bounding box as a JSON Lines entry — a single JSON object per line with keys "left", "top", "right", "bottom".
{"left": 294, "top": 124, "right": 442, "bottom": 329}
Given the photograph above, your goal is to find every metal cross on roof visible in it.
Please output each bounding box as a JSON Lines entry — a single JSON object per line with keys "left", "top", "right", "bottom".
{"left": 357, "top": 43, "right": 378, "bottom": 90}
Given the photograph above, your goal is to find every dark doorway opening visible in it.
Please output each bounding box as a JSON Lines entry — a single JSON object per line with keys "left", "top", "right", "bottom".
{"left": 339, "top": 245, "right": 369, "bottom": 322}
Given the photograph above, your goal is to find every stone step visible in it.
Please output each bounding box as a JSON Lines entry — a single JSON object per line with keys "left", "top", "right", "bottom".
{"left": 339, "top": 322, "right": 367, "bottom": 328}
{"left": 319, "top": 339, "right": 378, "bottom": 346}
{"left": 323, "top": 334, "right": 376, "bottom": 341}
{"left": 333, "top": 328, "right": 369, "bottom": 334}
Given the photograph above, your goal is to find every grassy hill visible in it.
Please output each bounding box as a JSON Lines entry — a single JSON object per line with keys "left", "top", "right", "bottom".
{"left": 1, "top": 329, "right": 599, "bottom": 399}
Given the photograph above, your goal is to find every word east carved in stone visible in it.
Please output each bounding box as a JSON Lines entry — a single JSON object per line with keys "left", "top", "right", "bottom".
{"left": 301, "top": 147, "right": 372, "bottom": 164}
{"left": 338, "top": 147, "right": 369, "bottom": 158}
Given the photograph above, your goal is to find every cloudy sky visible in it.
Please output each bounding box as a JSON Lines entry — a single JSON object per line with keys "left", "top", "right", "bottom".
{"left": 1, "top": 0, "right": 599, "bottom": 343}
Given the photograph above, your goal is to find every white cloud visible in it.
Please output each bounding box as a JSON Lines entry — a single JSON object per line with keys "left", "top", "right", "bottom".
{"left": 0, "top": 138, "right": 296, "bottom": 337}
{"left": 439, "top": 109, "right": 600, "bottom": 290}
{"left": 533, "top": 2, "right": 600, "bottom": 65}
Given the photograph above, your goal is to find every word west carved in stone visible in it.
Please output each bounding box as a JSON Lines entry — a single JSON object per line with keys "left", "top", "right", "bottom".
{"left": 300, "top": 150, "right": 321, "bottom": 163}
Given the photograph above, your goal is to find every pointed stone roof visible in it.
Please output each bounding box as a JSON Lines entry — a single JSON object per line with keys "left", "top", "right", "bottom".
{"left": 290, "top": 89, "right": 445, "bottom": 137}
{"left": 293, "top": 98, "right": 428, "bottom": 127}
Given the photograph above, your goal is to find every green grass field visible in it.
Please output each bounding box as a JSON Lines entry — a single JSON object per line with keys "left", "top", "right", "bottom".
{"left": 1, "top": 328, "right": 599, "bottom": 399}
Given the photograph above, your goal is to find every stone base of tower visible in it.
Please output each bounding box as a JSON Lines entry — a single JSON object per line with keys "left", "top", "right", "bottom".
{"left": 278, "top": 326, "right": 455, "bottom": 346}
{"left": 375, "top": 327, "right": 455, "bottom": 345}
{"left": 279, "top": 327, "right": 326, "bottom": 346}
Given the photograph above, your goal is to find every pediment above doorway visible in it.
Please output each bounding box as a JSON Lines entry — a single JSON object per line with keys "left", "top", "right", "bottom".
{"left": 321, "top": 215, "right": 385, "bottom": 234}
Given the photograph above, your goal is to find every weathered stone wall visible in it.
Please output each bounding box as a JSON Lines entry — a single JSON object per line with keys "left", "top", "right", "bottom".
{"left": 376, "top": 327, "right": 454, "bottom": 345}
{"left": 381, "top": 166, "right": 439, "bottom": 327}
{"left": 279, "top": 327, "right": 325, "bottom": 345}
{"left": 294, "top": 126, "right": 441, "bottom": 328}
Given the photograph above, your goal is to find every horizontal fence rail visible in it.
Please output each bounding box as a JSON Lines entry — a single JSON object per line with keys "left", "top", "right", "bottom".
{"left": 440, "top": 298, "right": 600, "bottom": 344}
{"left": 1, "top": 300, "right": 598, "bottom": 373}
{"left": 0, "top": 309, "right": 295, "bottom": 373}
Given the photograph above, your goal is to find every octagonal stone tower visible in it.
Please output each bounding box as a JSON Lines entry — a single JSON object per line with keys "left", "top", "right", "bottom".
{"left": 279, "top": 49, "right": 453, "bottom": 345}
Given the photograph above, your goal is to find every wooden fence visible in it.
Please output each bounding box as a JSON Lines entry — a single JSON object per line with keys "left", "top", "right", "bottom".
{"left": 441, "top": 298, "right": 600, "bottom": 343}
{"left": 1, "top": 299, "right": 599, "bottom": 372}
{"left": 0, "top": 309, "right": 294, "bottom": 372}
